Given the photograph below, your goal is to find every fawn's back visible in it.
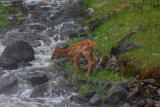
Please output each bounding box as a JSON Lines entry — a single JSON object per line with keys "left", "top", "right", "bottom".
{"left": 67, "top": 40, "right": 95, "bottom": 55}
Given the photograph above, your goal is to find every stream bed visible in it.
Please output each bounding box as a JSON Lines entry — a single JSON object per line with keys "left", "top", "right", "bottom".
{"left": 0, "top": 0, "right": 87, "bottom": 106}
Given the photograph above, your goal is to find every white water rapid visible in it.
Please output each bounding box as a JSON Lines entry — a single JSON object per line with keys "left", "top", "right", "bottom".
{"left": 0, "top": 0, "right": 84, "bottom": 106}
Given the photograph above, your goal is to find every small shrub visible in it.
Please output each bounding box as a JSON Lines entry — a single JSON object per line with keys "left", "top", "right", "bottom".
{"left": 17, "top": 17, "right": 24, "bottom": 22}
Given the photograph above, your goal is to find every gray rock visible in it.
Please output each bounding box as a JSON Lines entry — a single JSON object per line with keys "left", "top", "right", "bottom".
{"left": 102, "top": 55, "right": 119, "bottom": 72}
{"left": 0, "top": 41, "right": 35, "bottom": 69}
{"left": 0, "top": 75, "right": 18, "bottom": 94}
{"left": 123, "top": 103, "right": 130, "bottom": 107}
{"left": 87, "top": 8, "right": 94, "bottom": 17}
{"left": 89, "top": 94, "right": 101, "bottom": 106}
{"left": 31, "top": 83, "right": 48, "bottom": 98}
{"left": 31, "top": 40, "right": 41, "bottom": 47}
{"left": 105, "top": 83, "right": 128, "bottom": 105}
{"left": 84, "top": 91, "right": 96, "bottom": 99}
{"left": 110, "top": 42, "right": 142, "bottom": 56}
{"left": 70, "top": 95, "right": 88, "bottom": 104}
{"left": 26, "top": 72, "right": 49, "bottom": 86}
{"left": 157, "top": 89, "right": 160, "bottom": 95}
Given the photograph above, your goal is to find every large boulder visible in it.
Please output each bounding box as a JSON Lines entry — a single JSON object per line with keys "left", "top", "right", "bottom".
{"left": 104, "top": 83, "right": 128, "bottom": 105}
{"left": 89, "top": 94, "right": 101, "bottom": 106}
{"left": 110, "top": 42, "right": 142, "bottom": 56}
{"left": 0, "top": 41, "right": 35, "bottom": 69}
{"left": 31, "top": 83, "right": 48, "bottom": 98}
{"left": 26, "top": 72, "right": 49, "bottom": 87}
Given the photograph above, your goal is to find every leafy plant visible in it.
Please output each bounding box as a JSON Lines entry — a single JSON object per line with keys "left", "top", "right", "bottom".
{"left": 17, "top": 17, "right": 24, "bottom": 22}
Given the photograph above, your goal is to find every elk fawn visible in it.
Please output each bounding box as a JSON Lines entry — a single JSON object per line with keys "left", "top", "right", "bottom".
{"left": 51, "top": 40, "right": 96, "bottom": 78}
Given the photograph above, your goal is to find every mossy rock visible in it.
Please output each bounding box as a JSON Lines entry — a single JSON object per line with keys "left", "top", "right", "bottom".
{"left": 117, "top": 50, "right": 160, "bottom": 77}
{"left": 117, "top": 56, "right": 141, "bottom": 77}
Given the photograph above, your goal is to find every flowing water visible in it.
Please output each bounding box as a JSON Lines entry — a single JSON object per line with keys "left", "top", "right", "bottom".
{"left": 0, "top": 0, "right": 86, "bottom": 106}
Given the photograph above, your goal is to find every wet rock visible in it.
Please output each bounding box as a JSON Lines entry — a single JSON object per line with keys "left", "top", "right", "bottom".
{"left": 88, "top": 80, "right": 99, "bottom": 86}
{"left": 107, "top": 56, "right": 119, "bottom": 72}
{"left": 146, "top": 98, "right": 155, "bottom": 107}
{"left": 105, "top": 83, "right": 128, "bottom": 105}
{"left": 83, "top": 26, "right": 89, "bottom": 31}
{"left": 11, "top": 0, "right": 21, "bottom": 7}
{"left": 142, "top": 79, "right": 156, "bottom": 84}
{"left": 84, "top": 91, "right": 96, "bottom": 99}
{"left": 157, "top": 89, "right": 160, "bottom": 95}
{"left": 127, "top": 84, "right": 144, "bottom": 101}
{"left": 0, "top": 41, "right": 34, "bottom": 69}
{"left": 31, "top": 7, "right": 50, "bottom": 18}
{"left": 110, "top": 42, "right": 142, "bottom": 56}
{"left": 1, "top": 32, "right": 50, "bottom": 46}
{"left": 102, "top": 82, "right": 112, "bottom": 90}
{"left": 70, "top": 95, "right": 88, "bottom": 104}
{"left": 77, "top": 79, "right": 87, "bottom": 84}
{"left": 8, "top": 13, "right": 23, "bottom": 22}
{"left": 87, "top": 8, "right": 94, "bottom": 18}
{"left": 89, "top": 94, "right": 101, "bottom": 106}
{"left": 137, "top": 99, "right": 146, "bottom": 106}
{"left": 90, "top": 18, "right": 104, "bottom": 31}
{"left": 59, "top": 78, "right": 74, "bottom": 88}
{"left": 31, "top": 83, "right": 48, "bottom": 98}
{"left": 18, "top": 61, "right": 32, "bottom": 67}
{"left": 69, "top": 33, "right": 89, "bottom": 40}
{"left": 31, "top": 40, "right": 41, "bottom": 47}
{"left": 26, "top": 72, "right": 49, "bottom": 86}
{"left": 100, "top": 54, "right": 119, "bottom": 72}
{"left": 0, "top": 75, "right": 18, "bottom": 94}
{"left": 123, "top": 103, "right": 130, "bottom": 107}
{"left": 51, "top": 85, "right": 71, "bottom": 97}
{"left": 155, "top": 101, "right": 160, "bottom": 107}
{"left": 53, "top": 58, "right": 71, "bottom": 68}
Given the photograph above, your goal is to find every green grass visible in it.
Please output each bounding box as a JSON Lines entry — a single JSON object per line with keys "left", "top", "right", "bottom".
{"left": 65, "top": 61, "right": 137, "bottom": 82}
{"left": 85, "top": 2, "right": 160, "bottom": 71}
{"left": 65, "top": 61, "right": 137, "bottom": 100}
{"left": 17, "top": 16, "right": 24, "bottom": 22}
{"left": 66, "top": 0, "right": 160, "bottom": 76}
{"left": 0, "top": 0, "right": 22, "bottom": 27}
{"left": 61, "top": 0, "right": 160, "bottom": 102}
{"left": 64, "top": 0, "right": 160, "bottom": 100}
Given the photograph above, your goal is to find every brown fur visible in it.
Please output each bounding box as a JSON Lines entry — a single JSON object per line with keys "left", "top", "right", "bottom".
{"left": 52, "top": 40, "right": 96, "bottom": 78}
{"left": 141, "top": 67, "right": 160, "bottom": 80}
{"left": 136, "top": 67, "right": 160, "bottom": 83}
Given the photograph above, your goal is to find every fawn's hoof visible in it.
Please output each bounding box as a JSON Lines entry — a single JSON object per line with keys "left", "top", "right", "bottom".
{"left": 85, "top": 74, "right": 88, "bottom": 78}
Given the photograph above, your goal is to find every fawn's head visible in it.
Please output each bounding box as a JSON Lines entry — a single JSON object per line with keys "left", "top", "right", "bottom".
{"left": 51, "top": 45, "right": 61, "bottom": 59}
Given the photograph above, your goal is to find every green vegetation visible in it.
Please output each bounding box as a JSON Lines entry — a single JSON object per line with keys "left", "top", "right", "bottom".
{"left": 82, "top": 0, "right": 160, "bottom": 70}
{"left": 66, "top": 61, "right": 136, "bottom": 82}
{"left": 0, "top": 0, "right": 22, "bottom": 27}
{"left": 65, "top": 0, "right": 160, "bottom": 100}
{"left": 65, "top": 61, "right": 137, "bottom": 100}
{"left": 17, "top": 16, "right": 24, "bottom": 22}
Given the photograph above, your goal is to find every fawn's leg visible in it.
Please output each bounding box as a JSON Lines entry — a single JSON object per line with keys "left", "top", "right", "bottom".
{"left": 77, "top": 57, "right": 83, "bottom": 72}
{"left": 84, "top": 54, "right": 93, "bottom": 78}
{"left": 93, "top": 56, "right": 96, "bottom": 73}
{"left": 72, "top": 57, "right": 78, "bottom": 78}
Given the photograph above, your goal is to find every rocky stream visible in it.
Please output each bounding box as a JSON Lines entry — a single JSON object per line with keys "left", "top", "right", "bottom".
{"left": 0, "top": 0, "right": 160, "bottom": 107}
{"left": 0, "top": 0, "right": 86, "bottom": 106}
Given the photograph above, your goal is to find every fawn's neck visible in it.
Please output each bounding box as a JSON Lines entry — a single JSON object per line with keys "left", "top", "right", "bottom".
{"left": 58, "top": 48, "right": 70, "bottom": 58}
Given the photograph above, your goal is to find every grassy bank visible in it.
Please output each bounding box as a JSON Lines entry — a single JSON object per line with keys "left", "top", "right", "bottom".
{"left": 83, "top": 0, "right": 160, "bottom": 72}
{"left": 64, "top": 0, "right": 160, "bottom": 100}
{"left": 0, "top": 1, "right": 22, "bottom": 28}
